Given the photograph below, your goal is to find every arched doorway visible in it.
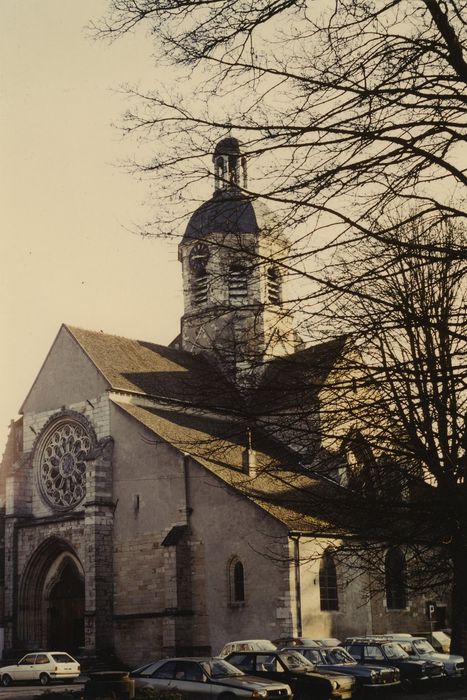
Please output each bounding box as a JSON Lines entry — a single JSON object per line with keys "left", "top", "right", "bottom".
{"left": 17, "top": 538, "right": 85, "bottom": 652}
{"left": 48, "top": 559, "right": 84, "bottom": 650}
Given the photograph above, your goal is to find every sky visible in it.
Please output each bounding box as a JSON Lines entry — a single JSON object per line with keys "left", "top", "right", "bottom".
{"left": 0, "top": 1, "right": 193, "bottom": 454}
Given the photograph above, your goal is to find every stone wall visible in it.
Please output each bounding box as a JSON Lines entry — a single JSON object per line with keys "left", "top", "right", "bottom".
{"left": 3, "top": 388, "right": 113, "bottom": 654}
{"left": 110, "top": 405, "right": 196, "bottom": 665}
{"left": 187, "top": 459, "right": 293, "bottom": 656}
{"left": 370, "top": 589, "right": 433, "bottom": 636}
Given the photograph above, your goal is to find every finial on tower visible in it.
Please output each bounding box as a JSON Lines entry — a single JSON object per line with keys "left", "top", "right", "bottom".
{"left": 213, "top": 137, "right": 247, "bottom": 192}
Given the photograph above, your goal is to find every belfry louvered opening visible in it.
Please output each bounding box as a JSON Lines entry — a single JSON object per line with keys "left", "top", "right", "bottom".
{"left": 228, "top": 264, "right": 248, "bottom": 305}
{"left": 192, "top": 271, "right": 208, "bottom": 305}
{"left": 267, "top": 267, "right": 281, "bottom": 305}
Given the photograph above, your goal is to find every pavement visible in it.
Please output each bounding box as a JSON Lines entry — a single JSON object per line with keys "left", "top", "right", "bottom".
{"left": 0, "top": 677, "right": 466, "bottom": 700}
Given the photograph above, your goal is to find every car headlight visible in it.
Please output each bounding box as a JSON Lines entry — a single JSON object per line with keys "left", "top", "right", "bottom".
{"left": 370, "top": 670, "right": 380, "bottom": 681}
{"left": 251, "top": 690, "right": 268, "bottom": 698}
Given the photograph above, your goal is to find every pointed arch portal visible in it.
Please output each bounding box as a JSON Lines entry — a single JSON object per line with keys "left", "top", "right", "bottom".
{"left": 48, "top": 559, "right": 84, "bottom": 650}
{"left": 17, "top": 538, "right": 84, "bottom": 652}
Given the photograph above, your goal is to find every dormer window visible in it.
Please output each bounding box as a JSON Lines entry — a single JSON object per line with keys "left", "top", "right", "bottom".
{"left": 192, "top": 270, "right": 208, "bottom": 305}
{"left": 267, "top": 267, "right": 281, "bottom": 305}
{"left": 229, "top": 264, "right": 248, "bottom": 305}
{"left": 342, "top": 431, "right": 378, "bottom": 494}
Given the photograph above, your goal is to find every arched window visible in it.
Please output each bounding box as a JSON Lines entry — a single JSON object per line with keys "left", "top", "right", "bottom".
{"left": 192, "top": 270, "right": 208, "bottom": 305}
{"left": 267, "top": 267, "right": 281, "bottom": 305}
{"left": 385, "top": 547, "right": 407, "bottom": 609}
{"left": 319, "top": 550, "right": 339, "bottom": 611}
{"left": 228, "top": 264, "right": 248, "bottom": 305}
{"left": 215, "top": 155, "right": 226, "bottom": 189}
{"left": 229, "top": 557, "right": 245, "bottom": 604}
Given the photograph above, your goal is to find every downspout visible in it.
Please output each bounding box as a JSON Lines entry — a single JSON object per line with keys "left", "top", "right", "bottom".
{"left": 289, "top": 533, "right": 302, "bottom": 637}
{"left": 182, "top": 453, "right": 193, "bottom": 528}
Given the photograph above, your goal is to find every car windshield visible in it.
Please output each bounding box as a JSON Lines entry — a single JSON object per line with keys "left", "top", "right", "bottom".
{"left": 325, "top": 649, "right": 356, "bottom": 665}
{"left": 383, "top": 643, "right": 409, "bottom": 659}
{"left": 299, "top": 649, "right": 322, "bottom": 664}
{"left": 133, "top": 662, "right": 160, "bottom": 676}
{"left": 279, "top": 652, "right": 313, "bottom": 670}
{"left": 204, "top": 659, "right": 244, "bottom": 678}
{"left": 413, "top": 640, "right": 436, "bottom": 654}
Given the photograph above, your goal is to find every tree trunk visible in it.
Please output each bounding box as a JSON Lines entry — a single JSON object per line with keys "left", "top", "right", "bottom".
{"left": 449, "top": 534, "right": 467, "bottom": 656}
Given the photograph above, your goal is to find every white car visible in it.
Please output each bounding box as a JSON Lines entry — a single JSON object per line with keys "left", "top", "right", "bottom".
{"left": 0, "top": 651, "right": 81, "bottom": 686}
{"left": 218, "top": 640, "right": 277, "bottom": 658}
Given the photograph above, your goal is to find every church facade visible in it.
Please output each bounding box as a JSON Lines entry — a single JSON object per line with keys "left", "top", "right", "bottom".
{"left": 0, "top": 139, "right": 439, "bottom": 666}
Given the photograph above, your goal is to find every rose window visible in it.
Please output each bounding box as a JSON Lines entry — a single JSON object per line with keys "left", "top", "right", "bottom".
{"left": 38, "top": 421, "right": 91, "bottom": 509}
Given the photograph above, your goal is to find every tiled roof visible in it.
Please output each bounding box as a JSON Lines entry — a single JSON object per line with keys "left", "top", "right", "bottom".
{"left": 112, "top": 399, "right": 339, "bottom": 532}
{"left": 161, "top": 525, "right": 189, "bottom": 547}
{"left": 183, "top": 190, "right": 277, "bottom": 242}
{"left": 65, "top": 325, "right": 349, "bottom": 531}
{"left": 66, "top": 325, "right": 241, "bottom": 412}
{"left": 253, "top": 336, "right": 348, "bottom": 414}
{"left": 67, "top": 325, "right": 346, "bottom": 418}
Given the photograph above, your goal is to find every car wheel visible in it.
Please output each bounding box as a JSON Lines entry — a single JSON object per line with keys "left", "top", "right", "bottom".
{"left": 400, "top": 678, "right": 414, "bottom": 693}
{"left": 39, "top": 672, "right": 50, "bottom": 686}
{"left": 1, "top": 675, "right": 12, "bottom": 687}
{"left": 219, "top": 692, "right": 235, "bottom": 700}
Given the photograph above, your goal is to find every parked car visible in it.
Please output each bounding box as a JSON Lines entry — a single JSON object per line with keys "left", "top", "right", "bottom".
{"left": 381, "top": 636, "right": 464, "bottom": 678}
{"left": 274, "top": 638, "right": 341, "bottom": 648}
{"left": 0, "top": 651, "right": 80, "bottom": 687}
{"left": 430, "top": 630, "right": 452, "bottom": 654}
{"left": 219, "top": 640, "right": 277, "bottom": 658}
{"left": 316, "top": 640, "right": 343, "bottom": 648}
{"left": 281, "top": 645, "right": 401, "bottom": 691}
{"left": 226, "top": 649, "right": 355, "bottom": 699}
{"left": 130, "top": 657, "right": 292, "bottom": 700}
{"left": 342, "top": 638, "right": 445, "bottom": 691}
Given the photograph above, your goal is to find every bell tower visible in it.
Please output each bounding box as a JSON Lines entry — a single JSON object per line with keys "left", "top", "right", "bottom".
{"left": 178, "top": 137, "right": 301, "bottom": 385}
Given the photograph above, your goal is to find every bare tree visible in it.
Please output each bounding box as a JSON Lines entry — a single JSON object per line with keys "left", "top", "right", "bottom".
{"left": 307, "top": 220, "right": 467, "bottom": 651}
{"left": 95, "top": 0, "right": 466, "bottom": 260}
{"left": 93, "top": 0, "right": 467, "bottom": 652}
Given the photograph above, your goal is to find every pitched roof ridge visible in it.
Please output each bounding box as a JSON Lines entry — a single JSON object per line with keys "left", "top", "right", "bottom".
{"left": 66, "top": 324, "right": 165, "bottom": 350}
{"left": 111, "top": 391, "right": 246, "bottom": 422}
{"left": 65, "top": 324, "right": 225, "bottom": 365}
{"left": 278, "top": 334, "right": 349, "bottom": 361}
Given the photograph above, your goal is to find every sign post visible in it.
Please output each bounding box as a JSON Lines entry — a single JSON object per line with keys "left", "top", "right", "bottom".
{"left": 426, "top": 601, "right": 436, "bottom": 645}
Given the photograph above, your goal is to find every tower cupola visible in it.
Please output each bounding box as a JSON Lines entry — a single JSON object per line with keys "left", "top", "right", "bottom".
{"left": 213, "top": 137, "right": 247, "bottom": 192}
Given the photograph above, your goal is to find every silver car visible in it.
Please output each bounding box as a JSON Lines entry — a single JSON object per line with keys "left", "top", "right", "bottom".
{"left": 391, "top": 637, "right": 464, "bottom": 678}
{"left": 131, "top": 657, "right": 293, "bottom": 700}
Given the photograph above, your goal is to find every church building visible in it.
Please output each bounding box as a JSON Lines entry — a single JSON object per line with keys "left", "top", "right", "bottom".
{"left": 0, "top": 139, "right": 436, "bottom": 666}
